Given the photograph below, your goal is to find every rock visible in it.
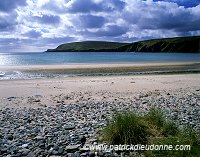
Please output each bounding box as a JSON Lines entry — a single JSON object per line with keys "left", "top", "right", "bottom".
{"left": 20, "top": 148, "right": 30, "bottom": 156}
{"left": 88, "top": 152, "right": 96, "bottom": 157}
{"left": 39, "top": 143, "right": 45, "bottom": 149}
{"left": 65, "top": 144, "right": 81, "bottom": 152}
{"left": 18, "top": 126, "right": 25, "bottom": 130}
{"left": 74, "top": 151, "right": 80, "bottom": 156}
{"left": 80, "top": 135, "right": 86, "bottom": 145}
{"left": 11, "top": 153, "right": 22, "bottom": 157}
{"left": 88, "top": 138, "right": 97, "bottom": 143}
{"left": 67, "top": 153, "right": 76, "bottom": 157}
{"left": 34, "top": 135, "right": 44, "bottom": 140}
{"left": 35, "top": 94, "right": 43, "bottom": 97}
{"left": 27, "top": 151, "right": 35, "bottom": 157}
{"left": 142, "top": 101, "right": 147, "bottom": 104}
{"left": 57, "top": 146, "right": 64, "bottom": 154}
{"left": 34, "top": 99, "right": 41, "bottom": 102}
{"left": 0, "top": 90, "right": 199, "bottom": 157}
{"left": 1, "top": 148, "right": 8, "bottom": 154}
{"left": 7, "top": 96, "right": 16, "bottom": 100}
{"left": 63, "top": 124, "right": 75, "bottom": 130}
{"left": 80, "top": 153, "right": 87, "bottom": 157}
{"left": 7, "top": 134, "right": 14, "bottom": 140}
{"left": 21, "top": 143, "right": 29, "bottom": 148}
{"left": 52, "top": 150, "right": 58, "bottom": 155}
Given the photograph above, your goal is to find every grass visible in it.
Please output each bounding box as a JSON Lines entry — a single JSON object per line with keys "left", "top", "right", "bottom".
{"left": 102, "top": 111, "right": 149, "bottom": 145}
{"left": 100, "top": 108, "right": 200, "bottom": 157}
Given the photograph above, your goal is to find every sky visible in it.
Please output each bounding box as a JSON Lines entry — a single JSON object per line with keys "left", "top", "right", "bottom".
{"left": 0, "top": 0, "right": 200, "bottom": 52}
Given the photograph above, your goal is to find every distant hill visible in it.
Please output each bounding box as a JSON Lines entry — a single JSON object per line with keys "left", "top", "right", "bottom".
{"left": 46, "top": 36, "right": 200, "bottom": 53}
{"left": 47, "top": 41, "right": 129, "bottom": 52}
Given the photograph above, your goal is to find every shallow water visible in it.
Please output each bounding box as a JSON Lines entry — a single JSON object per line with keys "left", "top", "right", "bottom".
{"left": 0, "top": 52, "right": 200, "bottom": 66}
{"left": 0, "top": 52, "right": 200, "bottom": 80}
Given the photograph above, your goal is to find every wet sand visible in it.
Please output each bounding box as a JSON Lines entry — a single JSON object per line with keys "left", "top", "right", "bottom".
{"left": 0, "top": 62, "right": 199, "bottom": 72}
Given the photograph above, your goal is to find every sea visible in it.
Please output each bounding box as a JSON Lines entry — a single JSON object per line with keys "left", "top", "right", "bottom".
{"left": 0, "top": 52, "right": 200, "bottom": 80}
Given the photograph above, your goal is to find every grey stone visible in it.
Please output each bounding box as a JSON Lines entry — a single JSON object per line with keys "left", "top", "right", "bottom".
{"left": 21, "top": 143, "right": 29, "bottom": 148}
{"left": 21, "top": 148, "right": 30, "bottom": 156}
{"left": 34, "top": 135, "right": 44, "bottom": 140}
{"left": 63, "top": 124, "right": 75, "bottom": 130}
{"left": 65, "top": 144, "right": 81, "bottom": 152}
{"left": 7, "top": 134, "right": 14, "bottom": 140}
{"left": 57, "top": 146, "right": 64, "bottom": 154}
{"left": 52, "top": 150, "right": 58, "bottom": 155}
{"left": 27, "top": 151, "right": 35, "bottom": 157}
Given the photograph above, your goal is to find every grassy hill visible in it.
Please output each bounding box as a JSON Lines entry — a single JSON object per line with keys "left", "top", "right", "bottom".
{"left": 47, "top": 41, "right": 129, "bottom": 52}
{"left": 46, "top": 36, "right": 200, "bottom": 53}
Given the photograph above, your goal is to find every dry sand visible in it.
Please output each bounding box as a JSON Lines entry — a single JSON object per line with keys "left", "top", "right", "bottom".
{"left": 0, "top": 74, "right": 199, "bottom": 109}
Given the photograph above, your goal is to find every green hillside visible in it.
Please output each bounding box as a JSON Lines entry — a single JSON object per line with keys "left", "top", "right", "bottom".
{"left": 46, "top": 36, "right": 200, "bottom": 53}
{"left": 47, "top": 41, "right": 129, "bottom": 52}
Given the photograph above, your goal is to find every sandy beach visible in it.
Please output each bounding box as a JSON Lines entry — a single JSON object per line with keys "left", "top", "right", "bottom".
{"left": 0, "top": 62, "right": 200, "bottom": 109}
{"left": 1, "top": 0, "right": 200, "bottom": 155}
{"left": 0, "top": 66, "right": 200, "bottom": 157}
{"left": 0, "top": 63, "right": 200, "bottom": 156}
{"left": 0, "top": 73, "right": 199, "bottom": 109}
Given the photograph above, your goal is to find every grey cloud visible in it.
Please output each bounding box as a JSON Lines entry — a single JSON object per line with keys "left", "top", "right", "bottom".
{"left": 67, "top": 0, "right": 125, "bottom": 13}
{"left": 80, "top": 25, "right": 128, "bottom": 37}
{"left": 124, "top": 1, "right": 200, "bottom": 33}
{"left": 0, "top": 38, "right": 24, "bottom": 52}
{"left": 42, "top": 36, "right": 75, "bottom": 44}
{"left": 33, "top": 14, "right": 60, "bottom": 25}
{"left": 67, "top": 0, "right": 105, "bottom": 13}
{"left": 0, "top": 12, "right": 17, "bottom": 31}
{"left": 0, "top": 0, "right": 26, "bottom": 32}
{"left": 43, "top": 0, "right": 125, "bottom": 13}
{"left": 23, "top": 30, "right": 42, "bottom": 39}
{"left": 76, "top": 15, "right": 106, "bottom": 28}
{"left": 96, "top": 25, "right": 128, "bottom": 37}
{"left": 42, "top": 0, "right": 65, "bottom": 13}
{"left": 0, "top": 0, "right": 27, "bottom": 12}
{"left": 1, "top": 0, "right": 200, "bottom": 52}
{"left": 108, "top": 0, "right": 126, "bottom": 10}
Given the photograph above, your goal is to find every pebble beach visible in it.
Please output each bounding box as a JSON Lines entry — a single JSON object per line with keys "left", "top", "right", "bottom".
{"left": 0, "top": 73, "right": 200, "bottom": 157}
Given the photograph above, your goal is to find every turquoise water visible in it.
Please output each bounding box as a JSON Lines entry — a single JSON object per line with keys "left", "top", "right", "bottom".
{"left": 0, "top": 52, "right": 200, "bottom": 80}
{"left": 0, "top": 52, "right": 200, "bottom": 66}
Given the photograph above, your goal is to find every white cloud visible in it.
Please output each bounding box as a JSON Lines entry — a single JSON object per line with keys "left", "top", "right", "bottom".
{"left": 0, "top": 0, "right": 200, "bottom": 52}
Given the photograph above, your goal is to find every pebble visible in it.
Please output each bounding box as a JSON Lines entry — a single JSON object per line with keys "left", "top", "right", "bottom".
{"left": 63, "top": 124, "right": 75, "bottom": 130}
{"left": 21, "top": 143, "right": 29, "bottom": 148}
{"left": 65, "top": 144, "right": 81, "bottom": 152}
{"left": 34, "top": 136, "right": 44, "bottom": 140}
{"left": 20, "top": 148, "right": 30, "bottom": 156}
{"left": 0, "top": 90, "right": 199, "bottom": 156}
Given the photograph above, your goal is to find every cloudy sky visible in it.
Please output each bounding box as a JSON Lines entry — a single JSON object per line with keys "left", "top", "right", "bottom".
{"left": 0, "top": 0, "right": 200, "bottom": 52}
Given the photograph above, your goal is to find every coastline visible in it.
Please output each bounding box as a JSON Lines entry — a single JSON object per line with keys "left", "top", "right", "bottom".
{"left": 0, "top": 62, "right": 199, "bottom": 78}
{"left": 0, "top": 73, "right": 199, "bottom": 109}
{"left": 0, "top": 62, "right": 199, "bottom": 70}
{"left": 0, "top": 66, "right": 199, "bottom": 156}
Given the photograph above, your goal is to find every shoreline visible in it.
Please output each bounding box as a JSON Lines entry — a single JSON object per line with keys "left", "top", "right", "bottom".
{"left": 0, "top": 62, "right": 199, "bottom": 79}
{"left": 0, "top": 62, "right": 199, "bottom": 70}
{"left": 0, "top": 73, "right": 199, "bottom": 109}
{"left": 0, "top": 72, "right": 199, "bottom": 156}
